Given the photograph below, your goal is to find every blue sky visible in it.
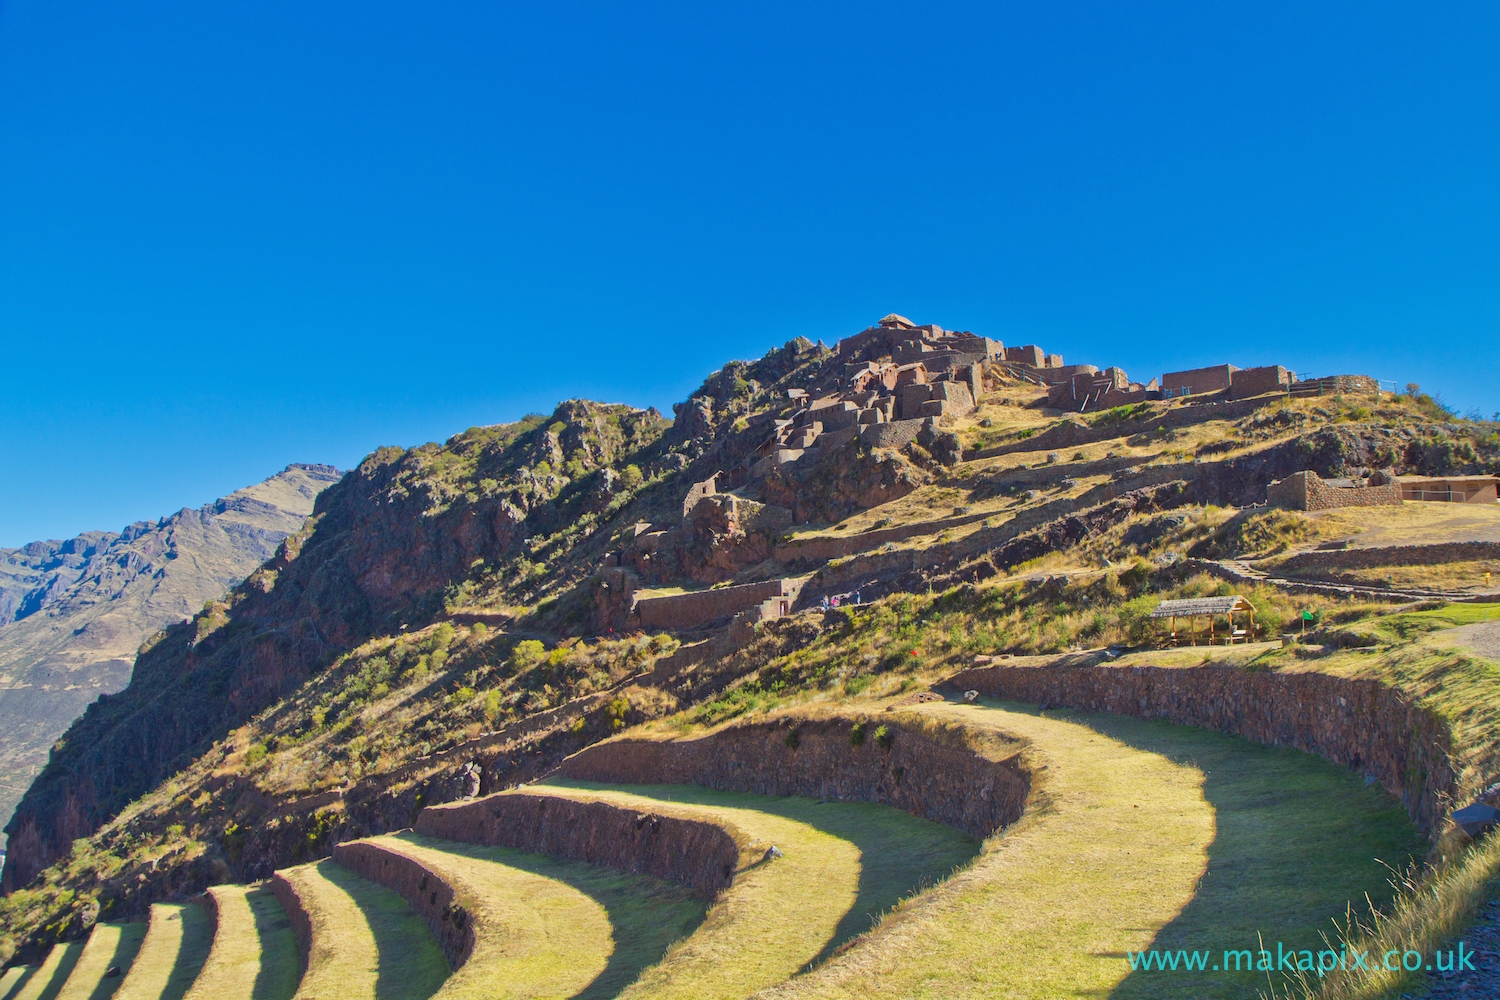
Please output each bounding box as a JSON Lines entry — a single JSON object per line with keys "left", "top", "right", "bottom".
{"left": 2, "top": 2, "right": 1497, "bottom": 546}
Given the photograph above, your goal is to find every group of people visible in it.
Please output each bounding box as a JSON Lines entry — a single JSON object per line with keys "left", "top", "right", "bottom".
{"left": 818, "top": 587, "right": 864, "bottom": 611}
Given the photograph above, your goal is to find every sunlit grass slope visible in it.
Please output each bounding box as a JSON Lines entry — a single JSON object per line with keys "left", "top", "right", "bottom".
{"left": 0, "top": 967, "right": 31, "bottom": 1000}
{"left": 54, "top": 922, "right": 145, "bottom": 1000}
{"left": 753, "top": 698, "right": 1422, "bottom": 1000}
{"left": 356, "top": 832, "right": 706, "bottom": 1000}
{"left": 276, "top": 859, "right": 448, "bottom": 1000}
{"left": 11, "top": 941, "right": 81, "bottom": 1000}
{"left": 526, "top": 782, "right": 980, "bottom": 1000}
{"left": 114, "top": 903, "right": 213, "bottom": 1000}
{"left": 182, "top": 886, "right": 298, "bottom": 1000}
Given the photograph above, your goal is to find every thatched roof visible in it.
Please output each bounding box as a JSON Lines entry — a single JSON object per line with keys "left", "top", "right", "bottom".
{"left": 1150, "top": 596, "right": 1254, "bottom": 618}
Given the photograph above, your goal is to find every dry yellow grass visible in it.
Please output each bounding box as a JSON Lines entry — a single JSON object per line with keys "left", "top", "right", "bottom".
{"left": 755, "top": 697, "right": 1419, "bottom": 1000}
{"left": 275, "top": 859, "right": 447, "bottom": 1000}
{"left": 54, "top": 922, "right": 146, "bottom": 1000}
{"left": 753, "top": 699, "right": 1213, "bottom": 1000}
{"left": 182, "top": 886, "right": 298, "bottom": 1000}
{"left": 1278, "top": 560, "right": 1499, "bottom": 593}
{"left": 353, "top": 832, "right": 706, "bottom": 1000}
{"left": 1309, "top": 502, "right": 1500, "bottom": 549}
{"left": 11, "top": 942, "right": 82, "bottom": 1000}
{"left": 349, "top": 834, "right": 609, "bottom": 1000}
{"left": 0, "top": 967, "right": 31, "bottom": 999}
{"left": 524, "top": 783, "right": 863, "bottom": 1000}
{"left": 524, "top": 781, "right": 977, "bottom": 1000}
{"left": 114, "top": 902, "right": 213, "bottom": 1000}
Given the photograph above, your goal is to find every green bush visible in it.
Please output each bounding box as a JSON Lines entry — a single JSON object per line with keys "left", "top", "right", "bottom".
{"left": 873, "top": 724, "right": 893, "bottom": 751}
{"left": 510, "top": 639, "right": 546, "bottom": 671}
{"left": 849, "top": 720, "right": 867, "bottom": 747}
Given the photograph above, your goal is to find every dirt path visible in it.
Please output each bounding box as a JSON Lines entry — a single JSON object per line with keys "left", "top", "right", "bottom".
{"left": 1439, "top": 620, "right": 1500, "bottom": 662}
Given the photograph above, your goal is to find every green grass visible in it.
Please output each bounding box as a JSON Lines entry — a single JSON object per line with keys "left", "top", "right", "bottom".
{"left": 526, "top": 781, "right": 980, "bottom": 1000}
{"left": 54, "top": 923, "right": 146, "bottom": 1000}
{"left": 1373, "top": 601, "right": 1500, "bottom": 637}
{"left": 751, "top": 698, "right": 1421, "bottom": 1000}
{"left": 12, "top": 942, "right": 82, "bottom": 1000}
{"left": 183, "top": 886, "right": 298, "bottom": 1000}
{"left": 0, "top": 967, "right": 32, "bottom": 1000}
{"left": 359, "top": 833, "right": 707, "bottom": 1000}
{"left": 114, "top": 903, "right": 213, "bottom": 1000}
{"left": 276, "top": 859, "right": 448, "bottom": 1000}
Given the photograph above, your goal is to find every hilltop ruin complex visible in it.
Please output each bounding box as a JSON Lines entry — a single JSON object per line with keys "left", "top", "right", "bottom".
{"left": 593, "top": 313, "right": 1403, "bottom": 635}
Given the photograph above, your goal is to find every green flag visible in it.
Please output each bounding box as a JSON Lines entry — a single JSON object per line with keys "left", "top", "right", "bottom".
{"left": 1302, "top": 610, "right": 1315, "bottom": 621}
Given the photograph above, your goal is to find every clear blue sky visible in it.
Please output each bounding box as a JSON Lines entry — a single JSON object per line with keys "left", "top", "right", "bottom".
{"left": 2, "top": 2, "right": 1497, "bottom": 547}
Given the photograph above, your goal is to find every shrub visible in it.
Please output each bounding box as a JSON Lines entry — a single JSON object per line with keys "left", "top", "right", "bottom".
{"left": 510, "top": 639, "right": 546, "bottom": 671}
{"left": 849, "top": 720, "right": 867, "bottom": 746}
{"left": 429, "top": 623, "right": 456, "bottom": 651}
{"left": 873, "top": 724, "right": 894, "bottom": 750}
{"left": 244, "top": 743, "right": 267, "bottom": 766}
{"left": 784, "top": 728, "right": 801, "bottom": 750}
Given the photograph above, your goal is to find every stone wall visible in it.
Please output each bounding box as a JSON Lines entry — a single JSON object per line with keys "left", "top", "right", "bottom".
{"left": 555, "top": 716, "right": 1031, "bottom": 840}
{"left": 414, "top": 792, "right": 746, "bottom": 898}
{"left": 333, "top": 841, "right": 472, "bottom": 970}
{"left": 635, "top": 579, "right": 792, "bottom": 630}
{"left": 1161, "top": 364, "right": 1238, "bottom": 395}
{"left": 1267, "top": 471, "right": 1402, "bottom": 511}
{"left": 1291, "top": 374, "right": 1381, "bottom": 397}
{"left": 268, "top": 873, "right": 314, "bottom": 979}
{"left": 948, "top": 663, "right": 1457, "bottom": 836}
{"left": 681, "top": 476, "right": 718, "bottom": 520}
{"left": 1273, "top": 541, "right": 1500, "bottom": 574}
{"left": 772, "top": 511, "right": 992, "bottom": 564}
{"left": 966, "top": 396, "right": 1276, "bottom": 462}
{"left": 1228, "top": 365, "right": 1292, "bottom": 400}
{"left": 858, "top": 417, "right": 927, "bottom": 450}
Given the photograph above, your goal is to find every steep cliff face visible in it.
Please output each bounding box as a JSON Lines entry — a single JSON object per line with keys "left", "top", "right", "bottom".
{"left": 0, "top": 533, "right": 117, "bottom": 626}
{"left": 0, "top": 405, "right": 670, "bottom": 890}
{"left": 0, "top": 465, "right": 341, "bottom": 849}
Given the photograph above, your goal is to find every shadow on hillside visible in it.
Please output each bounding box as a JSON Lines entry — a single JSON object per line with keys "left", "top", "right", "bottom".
{"left": 1027, "top": 709, "right": 1427, "bottom": 1000}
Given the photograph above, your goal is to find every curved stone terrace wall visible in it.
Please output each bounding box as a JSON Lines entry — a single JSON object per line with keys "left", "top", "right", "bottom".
{"left": 555, "top": 716, "right": 1031, "bottom": 841}
{"left": 415, "top": 793, "right": 747, "bottom": 899}
{"left": 949, "top": 663, "right": 1457, "bottom": 836}
{"left": 333, "top": 841, "right": 473, "bottom": 970}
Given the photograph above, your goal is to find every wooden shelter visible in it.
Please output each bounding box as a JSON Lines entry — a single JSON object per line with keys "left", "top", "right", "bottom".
{"left": 1150, "top": 595, "right": 1257, "bottom": 646}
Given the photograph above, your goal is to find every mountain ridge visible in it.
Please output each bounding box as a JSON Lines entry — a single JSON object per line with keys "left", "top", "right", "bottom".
{"left": 0, "top": 463, "right": 343, "bottom": 846}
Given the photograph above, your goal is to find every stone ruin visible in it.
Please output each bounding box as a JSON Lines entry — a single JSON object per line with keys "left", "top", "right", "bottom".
{"left": 1267, "top": 470, "right": 1403, "bottom": 511}
{"left": 732, "top": 315, "right": 990, "bottom": 484}
{"left": 591, "top": 313, "right": 1390, "bottom": 635}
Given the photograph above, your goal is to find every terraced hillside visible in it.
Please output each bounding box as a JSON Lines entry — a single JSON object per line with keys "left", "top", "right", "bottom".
{"left": 3, "top": 318, "right": 1499, "bottom": 998}
{"left": 0, "top": 705, "right": 1431, "bottom": 999}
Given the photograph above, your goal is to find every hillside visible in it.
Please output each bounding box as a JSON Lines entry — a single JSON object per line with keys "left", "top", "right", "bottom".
{"left": 3, "top": 319, "right": 1500, "bottom": 998}
{"left": 0, "top": 465, "right": 342, "bottom": 847}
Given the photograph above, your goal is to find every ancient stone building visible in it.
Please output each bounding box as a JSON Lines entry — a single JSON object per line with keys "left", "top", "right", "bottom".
{"left": 1267, "top": 470, "right": 1403, "bottom": 510}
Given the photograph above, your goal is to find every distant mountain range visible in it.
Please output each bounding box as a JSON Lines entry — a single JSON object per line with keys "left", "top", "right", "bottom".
{"left": 0, "top": 464, "right": 342, "bottom": 844}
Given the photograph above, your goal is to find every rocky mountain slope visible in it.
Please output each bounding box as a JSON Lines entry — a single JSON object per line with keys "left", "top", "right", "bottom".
{"left": 1, "top": 320, "right": 1498, "bottom": 994}
{"left": 0, "top": 464, "right": 342, "bottom": 845}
